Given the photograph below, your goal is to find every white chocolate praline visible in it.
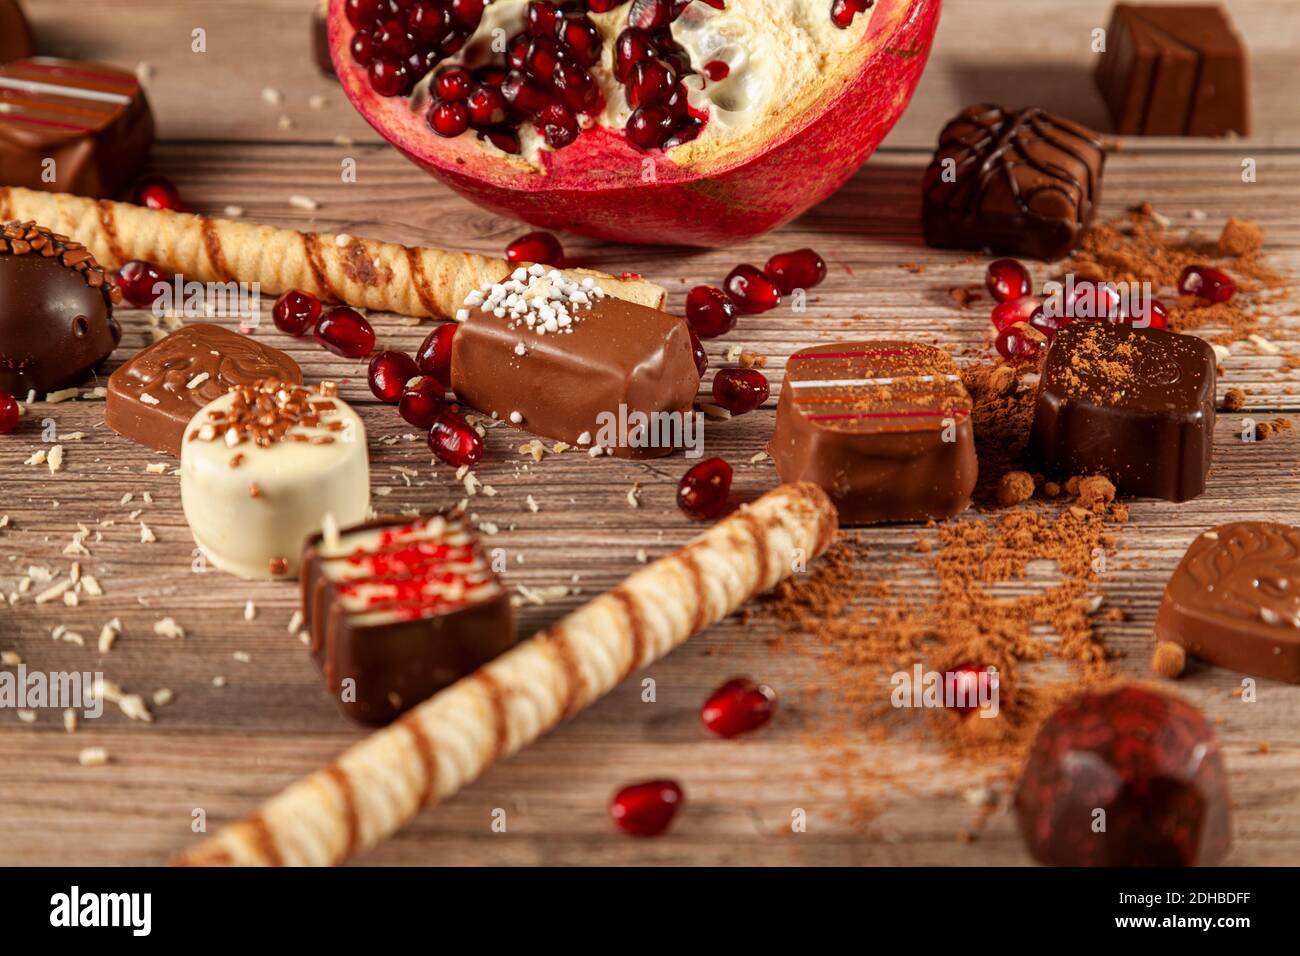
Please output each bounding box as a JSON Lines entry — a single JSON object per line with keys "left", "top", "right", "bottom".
{"left": 180, "top": 385, "right": 370, "bottom": 580}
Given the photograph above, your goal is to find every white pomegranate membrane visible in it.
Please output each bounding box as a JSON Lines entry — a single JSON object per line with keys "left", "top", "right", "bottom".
{"left": 344, "top": 0, "right": 876, "bottom": 168}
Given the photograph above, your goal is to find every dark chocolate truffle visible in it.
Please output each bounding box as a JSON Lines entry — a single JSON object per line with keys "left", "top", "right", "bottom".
{"left": 0, "top": 220, "right": 122, "bottom": 395}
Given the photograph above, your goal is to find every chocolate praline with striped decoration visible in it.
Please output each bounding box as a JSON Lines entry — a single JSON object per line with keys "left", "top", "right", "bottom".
{"left": 0, "top": 219, "right": 122, "bottom": 395}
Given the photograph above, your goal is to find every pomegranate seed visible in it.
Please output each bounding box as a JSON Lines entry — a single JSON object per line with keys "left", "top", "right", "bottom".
{"left": 985, "top": 258, "right": 1032, "bottom": 303}
{"left": 435, "top": 67, "right": 474, "bottom": 101}
{"left": 526, "top": 1, "right": 560, "bottom": 36}
{"left": 764, "top": 248, "right": 827, "bottom": 294}
{"left": 688, "top": 329, "right": 708, "bottom": 377}
{"left": 416, "top": 322, "right": 458, "bottom": 387}
{"left": 114, "top": 260, "right": 170, "bottom": 308}
{"left": 553, "top": 61, "right": 600, "bottom": 114}
{"left": 663, "top": 115, "right": 703, "bottom": 149}
{"left": 399, "top": 375, "right": 446, "bottom": 427}
{"left": 525, "top": 36, "right": 563, "bottom": 81}
{"left": 703, "top": 60, "right": 730, "bottom": 81}
{"left": 501, "top": 70, "right": 552, "bottom": 113}
{"left": 945, "top": 663, "right": 997, "bottom": 716}
{"left": 1179, "top": 265, "right": 1236, "bottom": 303}
{"left": 701, "top": 678, "right": 777, "bottom": 738}
{"left": 990, "top": 294, "right": 1043, "bottom": 332}
{"left": 345, "top": 0, "right": 383, "bottom": 28}
{"left": 557, "top": 16, "right": 602, "bottom": 67}
{"left": 1029, "top": 302, "right": 1070, "bottom": 340}
{"left": 0, "top": 391, "right": 19, "bottom": 435}
{"left": 449, "top": 0, "right": 484, "bottom": 29}
{"left": 133, "top": 175, "right": 184, "bottom": 212}
{"left": 628, "top": 0, "right": 671, "bottom": 31}
{"left": 351, "top": 32, "right": 376, "bottom": 65}
{"left": 368, "top": 55, "right": 410, "bottom": 96}
{"left": 712, "top": 367, "right": 769, "bottom": 415}
{"left": 685, "top": 286, "right": 737, "bottom": 338}
{"left": 1120, "top": 296, "right": 1170, "bottom": 331}
{"left": 465, "top": 85, "right": 507, "bottom": 126}
{"left": 615, "top": 29, "right": 656, "bottom": 83}
{"left": 368, "top": 350, "right": 419, "bottom": 404}
{"left": 428, "top": 99, "right": 469, "bottom": 137}
{"left": 724, "top": 265, "right": 782, "bottom": 314}
{"left": 586, "top": 0, "right": 628, "bottom": 11}
{"left": 831, "top": 0, "right": 872, "bottom": 29}
{"left": 505, "top": 231, "right": 564, "bottom": 266}
{"left": 481, "top": 127, "right": 521, "bottom": 154}
{"left": 407, "top": 0, "right": 450, "bottom": 41}
{"left": 677, "top": 456, "right": 732, "bottom": 520}
{"left": 626, "top": 105, "right": 675, "bottom": 150}
{"left": 373, "top": 18, "right": 414, "bottom": 57}
{"left": 994, "top": 322, "right": 1046, "bottom": 362}
{"left": 314, "top": 307, "right": 376, "bottom": 359}
{"left": 1063, "top": 280, "right": 1121, "bottom": 320}
{"left": 272, "top": 289, "right": 323, "bottom": 336}
{"left": 428, "top": 409, "right": 483, "bottom": 467}
{"left": 627, "top": 59, "right": 677, "bottom": 109}
{"left": 610, "top": 779, "right": 682, "bottom": 837}
{"left": 506, "top": 32, "right": 530, "bottom": 70}
{"left": 536, "top": 103, "right": 579, "bottom": 148}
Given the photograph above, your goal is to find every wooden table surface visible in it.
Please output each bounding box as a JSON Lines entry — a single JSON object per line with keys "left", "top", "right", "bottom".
{"left": 2, "top": 0, "right": 1298, "bottom": 866}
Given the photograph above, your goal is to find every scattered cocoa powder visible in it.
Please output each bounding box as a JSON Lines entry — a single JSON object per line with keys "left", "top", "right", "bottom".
{"left": 1077, "top": 475, "right": 1116, "bottom": 511}
{"left": 1255, "top": 418, "right": 1294, "bottom": 441}
{"left": 996, "top": 470, "right": 1034, "bottom": 506}
{"left": 1151, "top": 641, "right": 1186, "bottom": 679}
{"left": 1222, "top": 388, "right": 1247, "bottom": 411}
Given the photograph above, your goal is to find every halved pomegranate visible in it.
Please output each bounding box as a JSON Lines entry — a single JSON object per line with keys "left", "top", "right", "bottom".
{"left": 328, "top": 0, "right": 940, "bottom": 246}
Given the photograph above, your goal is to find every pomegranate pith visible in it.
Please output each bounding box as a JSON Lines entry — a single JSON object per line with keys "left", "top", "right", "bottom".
{"left": 416, "top": 322, "right": 458, "bottom": 388}
{"left": 114, "top": 260, "right": 170, "bottom": 308}
{"left": 701, "top": 678, "right": 777, "bottom": 738}
{"left": 428, "top": 409, "right": 484, "bottom": 466}
{"left": 272, "top": 289, "right": 323, "bottom": 336}
{"left": 368, "top": 350, "right": 420, "bottom": 403}
{"left": 314, "top": 307, "right": 376, "bottom": 358}
{"left": 685, "top": 286, "right": 736, "bottom": 338}
{"left": 0, "top": 391, "right": 19, "bottom": 434}
{"left": 677, "top": 456, "right": 732, "bottom": 520}
{"left": 610, "top": 779, "right": 683, "bottom": 836}
{"left": 711, "top": 367, "right": 769, "bottom": 415}
{"left": 724, "top": 264, "right": 782, "bottom": 313}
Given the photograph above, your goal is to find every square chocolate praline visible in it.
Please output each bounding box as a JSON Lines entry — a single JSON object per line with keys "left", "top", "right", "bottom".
{"left": 921, "top": 104, "right": 1106, "bottom": 261}
{"left": 1028, "top": 322, "right": 1216, "bottom": 501}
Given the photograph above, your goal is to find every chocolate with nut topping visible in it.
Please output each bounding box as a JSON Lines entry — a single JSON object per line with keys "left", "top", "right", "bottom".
{"left": 0, "top": 220, "right": 122, "bottom": 394}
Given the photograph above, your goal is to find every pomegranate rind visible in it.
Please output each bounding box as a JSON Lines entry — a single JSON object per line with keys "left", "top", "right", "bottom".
{"left": 329, "top": 0, "right": 941, "bottom": 246}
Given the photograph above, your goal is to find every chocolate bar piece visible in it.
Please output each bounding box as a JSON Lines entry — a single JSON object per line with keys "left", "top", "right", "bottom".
{"left": 0, "top": 220, "right": 121, "bottom": 395}
{"left": 180, "top": 380, "right": 369, "bottom": 580}
{"left": 451, "top": 267, "right": 700, "bottom": 458}
{"left": 107, "top": 324, "right": 302, "bottom": 457}
{"left": 1028, "top": 321, "right": 1215, "bottom": 501}
{"left": 0, "top": 1, "right": 34, "bottom": 66}
{"left": 0, "top": 58, "right": 155, "bottom": 198}
{"left": 301, "top": 513, "right": 515, "bottom": 725}
{"left": 1096, "top": 4, "right": 1249, "bottom": 137}
{"left": 768, "top": 341, "right": 976, "bottom": 524}
{"left": 922, "top": 105, "right": 1106, "bottom": 261}
{"left": 1156, "top": 522, "right": 1300, "bottom": 683}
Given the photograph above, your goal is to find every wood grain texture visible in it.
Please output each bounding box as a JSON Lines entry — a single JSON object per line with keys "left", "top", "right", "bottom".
{"left": 2, "top": 0, "right": 1299, "bottom": 867}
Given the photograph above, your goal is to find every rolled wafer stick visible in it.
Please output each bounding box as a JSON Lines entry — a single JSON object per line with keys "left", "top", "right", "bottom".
{"left": 0, "top": 186, "right": 666, "bottom": 318}
{"left": 176, "top": 482, "right": 837, "bottom": 866}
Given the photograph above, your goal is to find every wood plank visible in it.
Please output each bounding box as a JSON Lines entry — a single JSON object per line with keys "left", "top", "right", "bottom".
{"left": 2, "top": 141, "right": 1298, "bottom": 865}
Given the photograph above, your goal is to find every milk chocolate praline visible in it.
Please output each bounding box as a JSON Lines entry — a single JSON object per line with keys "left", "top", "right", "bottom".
{"left": 0, "top": 221, "right": 122, "bottom": 395}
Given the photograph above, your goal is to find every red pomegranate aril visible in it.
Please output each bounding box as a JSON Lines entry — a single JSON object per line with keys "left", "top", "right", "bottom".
{"left": 677, "top": 456, "right": 732, "bottom": 520}
{"left": 272, "top": 289, "right": 323, "bottom": 336}
{"left": 587, "top": 0, "right": 629, "bottom": 11}
{"left": 946, "top": 663, "right": 996, "bottom": 716}
{"left": 435, "top": 67, "right": 473, "bottom": 102}
{"left": 628, "top": 0, "right": 672, "bottom": 31}
{"left": 314, "top": 307, "right": 376, "bottom": 359}
{"left": 368, "top": 55, "right": 410, "bottom": 97}
{"left": 712, "top": 367, "right": 769, "bottom": 415}
{"left": 553, "top": 61, "right": 600, "bottom": 114}
{"left": 985, "top": 258, "right": 1032, "bottom": 304}
{"left": 429, "top": 99, "right": 469, "bottom": 137}
{"left": 724, "top": 264, "right": 782, "bottom": 313}
{"left": 663, "top": 116, "right": 703, "bottom": 150}
{"left": 407, "top": 0, "right": 449, "bottom": 40}
{"left": 481, "top": 127, "right": 522, "bottom": 154}
{"left": 506, "top": 32, "right": 530, "bottom": 69}
{"left": 685, "top": 285, "right": 736, "bottom": 338}
{"left": 399, "top": 375, "right": 447, "bottom": 427}
{"left": 536, "top": 103, "right": 579, "bottom": 148}
{"left": 1064, "top": 280, "right": 1121, "bottom": 320}
{"left": 345, "top": 0, "right": 383, "bottom": 28}
{"left": 428, "top": 409, "right": 483, "bottom": 467}
{"left": 350, "top": 32, "right": 376, "bottom": 66}
{"left": 524, "top": 36, "right": 562, "bottom": 81}
{"left": 701, "top": 678, "right": 777, "bottom": 738}
{"left": 526, "top": 1, "right": 560, "bottom": 36}
{"left": 134, "top": 175, "right": 184, "bottom": 213}
{"left": 558, "top": 16, "right": 602, "bottom": 68}
{"left": 505, "top": 231, "right": 564, "bottom": 267}
{"left": 995, "top": 322, "right": 1046, "bottom": 361}
{"left": 1120, "top": 296, "right": 1170, "bottom": 331}
{"left": 688, "top": 328, "right": 708, "bottom": 378}
{"left": 615, "top": 29, "right": 656, "bottom": 83}
{"left": 703, "top": 60, "right": 730, "bottom": 81}
{"left": 610, "top": 779, "right": 682, "bottom": 837}
{"left": 373, "top": 18, "right": 415, "bottom": 57}
{"left": 765, "top": 248, "right": 827, "bottom": 294}
{"left": 465, "top": 86, "right": 507, "bottom": 127}
{"left": 1029, "top": 302, "right": 1070, "bottom": 339}
{"left": 0, "top": 391, "right": 19, "bottom": 435}
{"left": 449, "top": 0, "right": 484, "bottom": 28}
{"left": 368, "top": 350, "right": 420, "bottom": 404}
{"left": 501, "top": 70, "right": 552, "bottom": 114}
{"left": 627, "top": 105, "right": 675, "bottom": 150}
{"left": 831, "top": 0, "right": 872, "bottom": 29}
{"left": 473, "top": 64, "right": 506, "bottom": 88}
{"left": 416, "top": 322, "right": 457, "bottom": 386}
{"left": 1179, "top": 265, "right": 1235, "bottom": 303}
{"left": 990, "top": 294, "right": 1043, "bottom": 332}
{"left": 114, "top": 260, "right": 170, "bottom": 308}
{"left": 628, "top": 59, "right": 678, "bottom": 109}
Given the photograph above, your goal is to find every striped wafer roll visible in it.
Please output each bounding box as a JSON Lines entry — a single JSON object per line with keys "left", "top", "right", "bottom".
{"left": 176, "top": 482, "right": 837, "bottom": 866}
{"left": 0, "top": 187, "right": 666, "bottom": 318}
